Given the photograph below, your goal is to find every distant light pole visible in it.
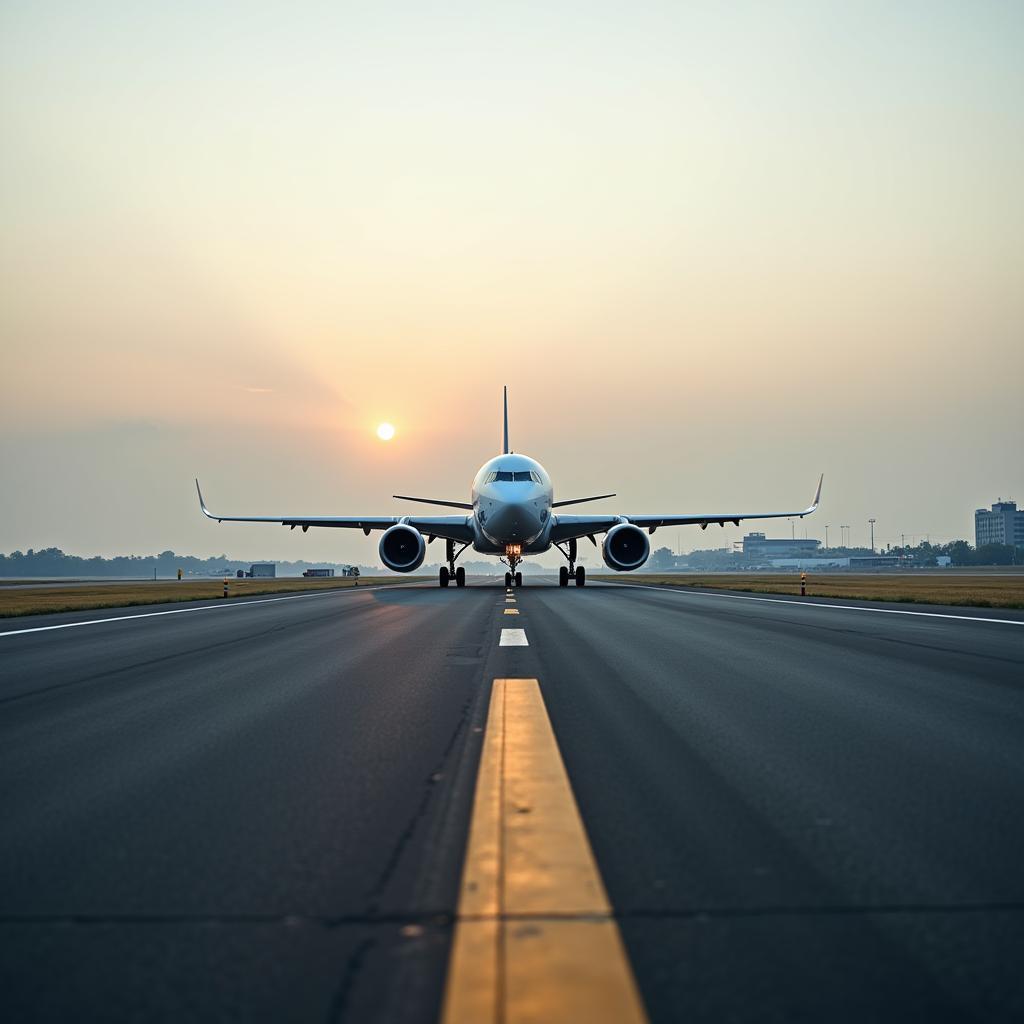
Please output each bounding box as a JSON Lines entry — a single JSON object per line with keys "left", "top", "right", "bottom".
{"left": 869, "top": 518, "right": 877, "bottom": 553}
{"left": 825, "top": 524, "right": 830, "bottom": 551}
{"left": 789, "top": 517, "right": 795, "bottom": 540}
{"left": 841, "top": 524, "right": 850, "bottom": 548}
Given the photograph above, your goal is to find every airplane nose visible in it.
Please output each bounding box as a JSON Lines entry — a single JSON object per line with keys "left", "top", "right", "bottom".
{"left": 490, "top": 501, "right": 541, "bottom": 542}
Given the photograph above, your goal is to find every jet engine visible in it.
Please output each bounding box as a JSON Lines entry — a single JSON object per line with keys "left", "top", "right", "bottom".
{"left": 601, "top": 522, "right": 650, "bottom": 572}
{"left": 379, "top": 524, "right": 426, "bottom": 573}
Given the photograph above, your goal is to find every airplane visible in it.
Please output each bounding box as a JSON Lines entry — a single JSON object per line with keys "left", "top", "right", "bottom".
{"left": 197, "top": 387, "right": 822, "bottom": 588}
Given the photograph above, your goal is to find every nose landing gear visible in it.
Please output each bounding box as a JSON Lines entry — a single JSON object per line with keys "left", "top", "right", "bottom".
{"left": 504, "top": 544, "right": 524, "bottom": 587}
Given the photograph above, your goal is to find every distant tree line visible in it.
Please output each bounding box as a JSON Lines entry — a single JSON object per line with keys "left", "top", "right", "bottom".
{"left": 645, "top": 539, "right": 1023, "bottom": 570}
{"left": 892, "top": 540, "right": 1023, "bottom": 566}
{"left": 0, "top": 547, "right": 376, "bottom": 577}
{"left": 2, "top": 539, "right": 1021, "bottom": 578}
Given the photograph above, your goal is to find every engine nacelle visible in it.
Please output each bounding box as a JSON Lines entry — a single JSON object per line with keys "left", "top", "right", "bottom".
{"left": 602, "top": 522, "right": 650, "bottom": 572}
{"left": 379, "top": 524, "right": 426, "bottom": 573}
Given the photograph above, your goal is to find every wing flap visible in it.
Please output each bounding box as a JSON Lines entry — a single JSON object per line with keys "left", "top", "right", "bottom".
{"left": 550, "top": 475, "right": 823, "bottom": 541}
{"left": 625, "top": 474, "right": 823, "bottom": 531}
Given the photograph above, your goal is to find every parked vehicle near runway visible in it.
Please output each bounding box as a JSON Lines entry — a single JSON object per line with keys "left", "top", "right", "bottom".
{"left": 197, "top": 388, "right": 821, "bottom": 590}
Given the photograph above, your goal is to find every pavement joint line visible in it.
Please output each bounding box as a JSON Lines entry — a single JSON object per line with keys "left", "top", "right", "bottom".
{"left": 499, "top": 628, "right": 528, "bottom": 646}
{"left": 603, "top": 582, "right": 1024, "bottom": 626}
{"left": 7, "top": 900, "right": 1024, "bottom": 927}
{"left": 441, "top": 678, "right": 648, "bottom": 1024}
{"left": 0, "top": 581, "right": 427, "bottom": 639}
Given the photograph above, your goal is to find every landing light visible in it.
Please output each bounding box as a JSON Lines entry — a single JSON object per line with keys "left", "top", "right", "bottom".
{"left": 505, "top": 544, "right": 522, "bottom": 556}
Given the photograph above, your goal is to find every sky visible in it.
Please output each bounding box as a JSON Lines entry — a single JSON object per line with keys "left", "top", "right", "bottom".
{"left": 2, "top": 0, "right": 1022, "bottom": 565}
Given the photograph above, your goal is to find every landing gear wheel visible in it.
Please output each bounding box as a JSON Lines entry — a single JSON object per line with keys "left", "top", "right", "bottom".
{"left": 439, "top": 566, "right": 450, "bottom": 587}
{"left": 515, "top": 571, "right": 523, "bottom": 587}
{"left": 559, "top": 565, "right": 569, "bottom": 587}
{"left": 505, "top": 572, "right": 512, "bottom": 587}
{"left": 455, "top": 566, "right": 466, "bottom": 587}
{"left": 575, "top": 566, "right": 586, "bottom": 587}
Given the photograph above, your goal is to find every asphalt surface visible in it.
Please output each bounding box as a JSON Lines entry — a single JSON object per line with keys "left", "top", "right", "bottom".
{"left": 1, "top": 577, "right": 1022, "bottom": 1022}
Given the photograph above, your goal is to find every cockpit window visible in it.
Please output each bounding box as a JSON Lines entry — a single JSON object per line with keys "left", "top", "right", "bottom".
{"left": 484, "top": 469, "right": 541, "bottom": 483}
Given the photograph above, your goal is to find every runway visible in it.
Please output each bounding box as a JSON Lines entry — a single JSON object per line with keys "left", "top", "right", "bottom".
{"left": 1, "top": 577, "right": 1022, "bottom": 1022}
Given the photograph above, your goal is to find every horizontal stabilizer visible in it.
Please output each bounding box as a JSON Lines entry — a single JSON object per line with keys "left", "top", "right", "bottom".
{"left": 551, "top": 493, "right": 616, "bottom": 508}
{"left": 393, "top": 494, "right": 473, "bottom": 510}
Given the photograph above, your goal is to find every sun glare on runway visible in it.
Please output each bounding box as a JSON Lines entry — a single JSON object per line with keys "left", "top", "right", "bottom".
{"left": 377, "top": 422, "right": 395, "bottom": 441}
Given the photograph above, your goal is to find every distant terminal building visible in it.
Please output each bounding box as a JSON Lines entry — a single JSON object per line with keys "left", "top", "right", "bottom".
{"left": 303, "top": 568, "right": 335, "bottom": 578}
{"left": 249, "top": 563, "right": 276, "bottom": 578}
{"left": 768, "top": 557, "right": 850, "bottom": 569}
{"left": 975, "top": 500, "right": 1024, "bottom": 548}
{"left": 742, "top": 532, "right": 820, "bottom": 561}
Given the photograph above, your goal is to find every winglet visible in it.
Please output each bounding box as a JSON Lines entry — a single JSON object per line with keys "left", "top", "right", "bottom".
{"left": 502, "top": 385, "right": 509, "bottom": 454}
{"left": 809, "top": 473, "right": 824, "bottom": 512}
{"left": 196, "top": 478, "right": 215, "bottom": 520}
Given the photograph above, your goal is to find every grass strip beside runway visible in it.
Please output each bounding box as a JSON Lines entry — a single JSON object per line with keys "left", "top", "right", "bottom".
{"left": 0, "top": 577, "right": 409, "bottom": 618}
{"left": 595, "top": 573, "right": 1024, "bottom": 608}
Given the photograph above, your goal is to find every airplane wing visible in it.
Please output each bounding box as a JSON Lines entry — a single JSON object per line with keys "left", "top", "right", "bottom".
{"left": 196, "top": 481, "right": 475, "bottom": 543}
{"left": 550, "top": 474, "right": 823, "bottom": 542}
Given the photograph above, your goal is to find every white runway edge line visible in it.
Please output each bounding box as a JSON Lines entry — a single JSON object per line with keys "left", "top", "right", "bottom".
{"left": 603, "top": 582, "right": 1024, "bottom": 626}
{"left": 0, "top": 582, "right": 426, "bottom": 640}
{"left": 499, "top": 628, "right": 529, "bottom": 646}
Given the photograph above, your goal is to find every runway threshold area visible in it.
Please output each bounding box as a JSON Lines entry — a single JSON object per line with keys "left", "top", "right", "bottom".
{"left": 1, "top": 578, "right": 1022, "bottom": 1022}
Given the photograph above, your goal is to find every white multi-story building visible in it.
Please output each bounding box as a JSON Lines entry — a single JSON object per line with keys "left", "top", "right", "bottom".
{"left": 974, "top": 500, "right": 1024, "bottom": 548}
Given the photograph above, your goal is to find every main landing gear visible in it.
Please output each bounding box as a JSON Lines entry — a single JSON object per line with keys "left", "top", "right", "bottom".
{"left": 439, "top": 539, "right": 468, "bottom": 587}
{"left": 557, "top": 538, "right": 586, "bottom": 587}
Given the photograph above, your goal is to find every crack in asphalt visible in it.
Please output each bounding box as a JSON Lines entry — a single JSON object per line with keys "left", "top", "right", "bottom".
{"left": 326, "top": 936, "right": 377, "bottom": 1024}
{"left": 361, "top": 695, "right": 475, "bottom": 911}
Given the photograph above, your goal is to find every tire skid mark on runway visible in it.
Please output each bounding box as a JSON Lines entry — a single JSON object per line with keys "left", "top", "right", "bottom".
{"left": 603, "top": 582, "right": 1024, "bottom": 625}
{"left": 0, "top": 582, "right": 429, "bottom": 640}
{"left": 442, "top": 678, "right": 648, "bottom": 1024}
{"left": 0, "top": 595, "right": 400, "bottom": 709}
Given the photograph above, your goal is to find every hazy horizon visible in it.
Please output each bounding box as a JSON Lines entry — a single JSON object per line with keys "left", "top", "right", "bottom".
{"left": 3, "top": 1, "right": 1022, "bottom": 565}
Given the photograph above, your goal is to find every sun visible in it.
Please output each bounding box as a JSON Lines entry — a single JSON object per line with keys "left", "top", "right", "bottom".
{"left": 376, "top": 422, "right": 395, "bottom": 441}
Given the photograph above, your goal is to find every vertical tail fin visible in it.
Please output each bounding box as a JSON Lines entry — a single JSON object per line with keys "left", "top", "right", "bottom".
{"left": 502, "top": 385, "right": 509, "bottom": 454}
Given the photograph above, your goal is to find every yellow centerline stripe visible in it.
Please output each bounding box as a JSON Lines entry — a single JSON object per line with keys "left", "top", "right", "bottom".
{"left": 442, "top": 679, "right": 648, "bottom": 1024}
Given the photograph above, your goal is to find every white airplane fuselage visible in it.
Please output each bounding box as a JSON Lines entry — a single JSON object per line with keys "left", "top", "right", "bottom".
{"left": 470, "top": 453, "right": 554, "bottom": 554}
